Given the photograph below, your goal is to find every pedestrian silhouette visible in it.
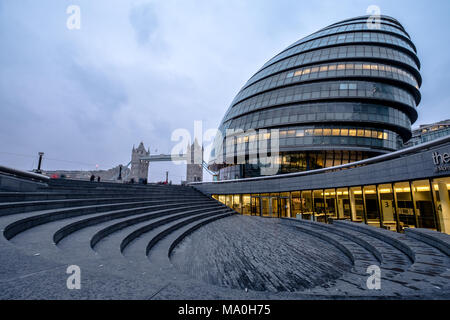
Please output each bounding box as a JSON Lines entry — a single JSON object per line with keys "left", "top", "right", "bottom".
{"left": 90, "top": 174, "right": 95, "bottom": 182}
{"left": 97, "top": 176, "right": 101, "bottom": 182}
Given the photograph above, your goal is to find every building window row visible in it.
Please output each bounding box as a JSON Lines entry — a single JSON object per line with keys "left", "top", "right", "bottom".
{"left": 245, "top": 45, "right": 419, "bottom": 89}
{"left": 212, "top": 177, "right": 450, "bottom": 234}
{"left": 287, "top": 22, "right": 411, "bottom": 50}
{"left": 226, "top": 80, "right": 416, "bottom": 120}
{"left": 234, "top": 61, "right": 418, "bottom": 106}
{"left": 262, "top": 31, "right": 416, "bottom": 70}
{"left": 223, "top": 103, "right": 411, "bottom": 134}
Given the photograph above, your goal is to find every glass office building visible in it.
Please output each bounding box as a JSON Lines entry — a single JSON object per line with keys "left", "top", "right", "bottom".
{"left": 209, "top": 15, "right": 421, "bottom": 180}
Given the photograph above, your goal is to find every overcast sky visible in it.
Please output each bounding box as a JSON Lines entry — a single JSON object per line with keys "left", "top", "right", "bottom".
{"left": 1, "top": 0, "right": 449, "bottom": 183}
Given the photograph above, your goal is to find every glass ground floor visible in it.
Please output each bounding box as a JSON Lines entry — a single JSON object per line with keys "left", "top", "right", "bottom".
{"left": 212, "top": 176, "right": 450, "bottom": 234}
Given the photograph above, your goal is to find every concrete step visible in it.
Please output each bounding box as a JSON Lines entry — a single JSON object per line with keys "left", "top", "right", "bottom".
{"left": 3, "top": 199, "right": 218, "bottom": 240}
{"left": 53, "top": 202, "right": 221, "bottom": 245}
{"left": 0, "top": 196, "right": 211, "bottom": 216}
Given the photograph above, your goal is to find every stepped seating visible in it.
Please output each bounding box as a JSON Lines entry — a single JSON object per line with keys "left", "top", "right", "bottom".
{"left": 1, "top": 177, "right": 449, "bottom": 299}
{"left": 283, "top": 218, "right": 450, "bottom": 296}
{"left": 0, "top": 179, "right": 235, "bottom": 290}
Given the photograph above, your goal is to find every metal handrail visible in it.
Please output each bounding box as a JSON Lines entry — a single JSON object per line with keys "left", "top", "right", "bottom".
{"left": 0, "top": 165, "right": 50, "bottom": 182}
{"left": 190, "top": 135, "right": 450, "bottom": 185}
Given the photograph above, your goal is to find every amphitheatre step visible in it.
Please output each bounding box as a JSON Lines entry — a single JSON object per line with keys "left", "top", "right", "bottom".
{"left": 90, "top": 206, "right": 229, "bottom": 268}
{"left": 0, "top": 196, "right": 210, "bottom": 216}
{"left": 3, "top": 199, "right": 216, "bottom": 240}
{"left": 53, "top": 202, "right": 221, "bottom": 245}
{"left": 121, "top": 208, "right": 231, "bottom": 254}
{"left": 145, "top": 209, "right": 234, "bottom": 256}
{"left": 333, "top": 220, "right": 450, "bottom": 292}
{"left": 0, "top": 190, "right": 202, "bottom": 202}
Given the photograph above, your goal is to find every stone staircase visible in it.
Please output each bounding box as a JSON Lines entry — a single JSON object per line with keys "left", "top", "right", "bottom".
{"left": 282, "top": 218, "right": 450, "bottom": 298}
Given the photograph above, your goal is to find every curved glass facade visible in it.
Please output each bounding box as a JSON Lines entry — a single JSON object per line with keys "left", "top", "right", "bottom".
{"left": 210, "top": 15, "right": 421, "bottom": 180}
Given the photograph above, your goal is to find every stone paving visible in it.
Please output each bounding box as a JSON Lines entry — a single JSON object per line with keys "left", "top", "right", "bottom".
{"left": 171, "top": 216, "right": 352, "bottom": 292}
{"left": 0, "top": 181, "right": 449, "bottom": 299}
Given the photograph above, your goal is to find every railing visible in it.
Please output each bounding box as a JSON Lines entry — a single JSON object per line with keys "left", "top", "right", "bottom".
{"left": 0, "top": 165, "right": 50, "bottom": 183}
{"left": 191, "top": 135, "right": 450, "bottom": 185}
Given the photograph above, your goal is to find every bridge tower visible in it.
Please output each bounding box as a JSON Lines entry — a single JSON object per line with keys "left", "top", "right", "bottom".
{"left": 130, "top": 142, "right": 150, "bottom": 183}
{"left": 186, "top": 139, "right": 203, "bottom": 183}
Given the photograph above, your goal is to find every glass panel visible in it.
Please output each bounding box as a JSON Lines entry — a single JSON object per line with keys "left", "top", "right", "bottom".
{"left": 412, "top": 180, "right": 436, "bottom": 229}
{"left": 219, "top": 195, "right": 226, "bottom": 205}
{"left": 313, "top": 190, "right": 326, "bottom": 223}
{"left": 350, "top": 187, "right": 364, "bottom": 222}
{"left": 432, "top": 177, "right": 450, "bottom": 234}
{"left": 280, "top": 193, "right": 290, "bottom": 218}
{"left": 394, "top": 182, "right": 416, "bottom": 230}
{"left": 226, "top": 195, "right": 233, "bottom": 208}
{"left": 302, "top": 191, "right": 314, "bottom": 221}
{"left": 291, "top": 192, "right": 301, "bottom": 218}
{"left": 242, "top": 195, "right": 251, "bottom": 216}
{"left": 378, "top": 184, "right": 397, "bottom": 231}
{"left": 325, "top": 189, "right": 337, "bottom": 220}
{"left": 364, "top": 186, "right": 380, "bottom": 227}
{"left": 336, "top": 188, "right": 351, "bottom": 219}
{"left": 251, "top": 195, "right": 260, "bottom": 216}
{"left": 271, "top": 194, "right": 280, "bottom": 218}
{"left": 261, "top": 196, "right": 270, "bottom": 217}
{"left": 233, "top": 195, "right": 241, "bottom": 213}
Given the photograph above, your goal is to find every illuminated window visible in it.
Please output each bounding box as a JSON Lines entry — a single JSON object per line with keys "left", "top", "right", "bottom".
{"left": 349, "top": 129, "right": 357, "bottom": 136}
{"left": 341, "top": 129, "right": 349, "bottom": 136}
{"left": 363, "top": 64, "right": 371, "bottom": 70}
{"left": 332, "top": 129, "right": 341, "bottom": 136}
{"left": 294, "top": 70, "right": 303, "bottom": 77}
{"left": 371, "top": 65, "right": 378, "bottom": 70}
{"left": 320, "top": 66, "right": 328, "bottom": 72}
{"left": 311, "top": 67, "right": 319, "bottom": 73}
{"left": 296, "top": 130, "right": 305, "bottom": 137}
{"left": 280, "top": 131, "right": 287, "bottom": 137}
{"left": 365, "top": 130, "right": 372, "bottom": 138}
{"left": 383, "top": 132, "right": 389, "bottom": 140}
{"left": 288, "top": 130, "right": 296, "bottom": 137}
{"left": 303, "top": 68, "right": 311, "bottom": 74}
{"left": 377, "top": 131, "right": 384, "bottom": 140}
{"left": 314, "top": 129, "right": 323, "bottom": 136}
{"left": 355, "top": 64, "right": 363, "bottom": 70}
{"left": 372, "top": 131, "right": 378, "bottom": 139}
{"left": 379, "top": 65, "right": 385, "bottom": 71}
{"left": 305, "top": 129, "right": 314, "bottom": 136}
{"left": 346, "top": 64, "right": 354, "bottom": 70}
{"left": 357, "top": 129, "right": 365, "bottom": 137}
{"left": 323, "top": 129, "right": 332, "bottom": 136}
{"left": 328, "top": 65, "right": 337, "bottom": 71}
{"left": 337, "top": 64, "right": 346, "bottom": 70}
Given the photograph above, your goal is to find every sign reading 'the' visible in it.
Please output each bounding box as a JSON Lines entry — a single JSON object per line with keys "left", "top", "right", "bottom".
{"left": 432, "top": 151, "right": 450, "bottom": 172}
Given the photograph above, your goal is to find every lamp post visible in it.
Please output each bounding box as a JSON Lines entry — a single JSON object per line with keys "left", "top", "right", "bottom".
{"left": 36, "top": 152, "right": 44, "bottom": 174}
{"left": 118, "top": 165, "right": 122, "bottom": 181}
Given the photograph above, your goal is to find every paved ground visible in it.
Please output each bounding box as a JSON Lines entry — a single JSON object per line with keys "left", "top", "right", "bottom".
{"left": 171, "top": 216, "right": 352, "bottom": 292}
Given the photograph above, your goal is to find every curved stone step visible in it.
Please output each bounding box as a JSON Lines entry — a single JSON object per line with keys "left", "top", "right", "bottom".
{"left": 53, "top": 202, "right": 217, "bottom": 244}
{"left": 121, "top": 208, "right": 230, "bottom": 253}
{"left": 90, "top": 204, "right": 224, "bottom": 250}
{"left": 146, "top": 209, "right": 233, "bottom": 256}
{"left": 0, "top": 196, "right": 209, "bottom": 217}
{"left": 3, "top": 199, "right": 216, "bottom": 240}
{"left": 333, "top": 220, "right": 450, "bottom": 293}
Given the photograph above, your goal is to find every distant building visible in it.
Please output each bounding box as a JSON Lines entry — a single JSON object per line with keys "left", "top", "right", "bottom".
{"left": 186, "top": 139, "right": 203, "bottom": 183}
{"left": 404, "top": 119, "right": 450, "bottom": 147}
{"left": 129, "top": 142, "right": 150, "bottom": 183}
{"left": 44, "top": 165, "right": 130, "bottom": 181}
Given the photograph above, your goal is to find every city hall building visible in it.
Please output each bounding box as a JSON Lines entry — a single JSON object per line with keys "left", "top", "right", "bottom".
{"left": 193, "top": 16, "right": 450, "bottom": 234}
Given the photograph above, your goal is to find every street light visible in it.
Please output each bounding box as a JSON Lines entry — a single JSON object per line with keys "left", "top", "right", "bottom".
{"left": 36, "top": 152, "right": 44, "bottom": 174}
